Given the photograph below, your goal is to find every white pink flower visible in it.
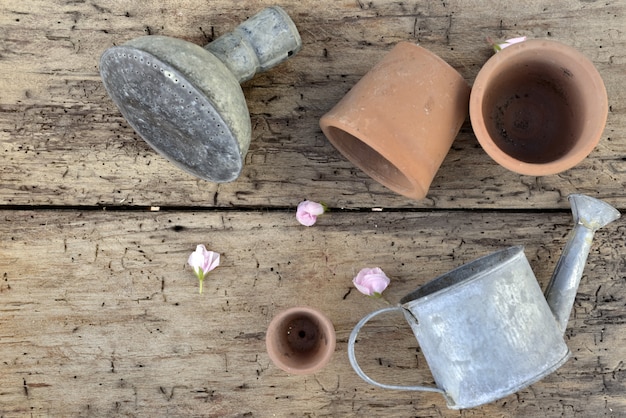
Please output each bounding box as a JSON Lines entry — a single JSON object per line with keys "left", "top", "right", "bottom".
{"left": 353, "top": 267, "right": 390, "bottom": 297}
{"left": 188, "top": 244, "right": 220, "bottom": 293}
{"left": 296, "top": 200, "right": 325, "bottom": 226}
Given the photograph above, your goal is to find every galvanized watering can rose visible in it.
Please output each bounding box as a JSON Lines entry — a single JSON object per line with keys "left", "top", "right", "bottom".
{"left": 100, "top": 6, "right": 301, "bottom": 183}
{"left": 348, "top": 194, "right": 620, "bottom": 409}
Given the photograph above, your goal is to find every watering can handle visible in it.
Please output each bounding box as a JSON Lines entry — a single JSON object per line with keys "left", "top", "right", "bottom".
{"left": 348, "top": 306, "right": 445, "bottom": 394}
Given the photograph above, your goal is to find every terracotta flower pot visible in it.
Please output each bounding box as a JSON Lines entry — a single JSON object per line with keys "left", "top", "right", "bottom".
{"left": 320, "top": 42, "right": 470, "bottom": 200}
{"left": 470, "top": 39, "right": 608, "bottom": 175}
{"left": 266, "top": 306, "right": 336, "bottom": 375}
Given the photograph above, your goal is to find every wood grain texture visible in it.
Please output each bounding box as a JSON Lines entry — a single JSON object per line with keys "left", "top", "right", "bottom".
{"left": 1, "top": 209, "right": 625, "bottom": 417}
{"left": 0, "top": 0, "right": 624, "bottom": 209}
{"left": 1, "top": 0, "right": 626, "bottom": 416}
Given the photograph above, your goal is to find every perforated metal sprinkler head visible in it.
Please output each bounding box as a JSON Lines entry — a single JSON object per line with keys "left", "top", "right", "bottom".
{"left": 100, "top": 6, "right": 302, "bottom": 182}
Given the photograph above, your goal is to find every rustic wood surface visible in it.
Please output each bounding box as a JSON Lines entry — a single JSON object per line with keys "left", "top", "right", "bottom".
{"left": 0, "top": 0, "right": 625, "bottom": 417}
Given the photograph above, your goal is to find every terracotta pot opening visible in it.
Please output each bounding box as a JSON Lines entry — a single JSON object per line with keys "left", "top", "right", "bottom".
{"left": 273, "top": 312, "right": 327, "bottom": 369}
{"left": 481, "top": 59, "right": 584, "bottom": 164}
{"left": 324, "top": 126, "right": 415, "bottom": 195}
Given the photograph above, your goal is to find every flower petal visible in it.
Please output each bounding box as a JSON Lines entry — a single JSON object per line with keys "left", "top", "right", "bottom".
{"left": 296, "top": 200, "right": 325, "bottom": 226}
{"left": 188, "top": 245, "right": 220, "bottom": 282}
{"left": 188, "top": 244, "right": 208, "bottom": 269}
{"left": 494, "top": 36, "right": 527, "bottom": 51}
{"left": 353, "top": 267, "right": 390, "bottom": 296}
{"left": 203, "top": 251, "right": 220, "bottom": 273}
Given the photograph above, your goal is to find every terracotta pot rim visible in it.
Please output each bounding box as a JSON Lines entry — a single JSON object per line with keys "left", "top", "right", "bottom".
{"left": 266, "top": 306, "right": 336, "bottom": 375}
{"left": 470, "top": 39, "right": 608, "bottom": 176}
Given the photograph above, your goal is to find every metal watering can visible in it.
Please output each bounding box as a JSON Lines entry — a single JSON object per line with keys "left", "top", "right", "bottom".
{"left": 348, "top": 194, "right": 620, "bottom": 409}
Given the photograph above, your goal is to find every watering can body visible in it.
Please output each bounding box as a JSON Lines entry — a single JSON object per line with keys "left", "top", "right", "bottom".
{"left": 402, "top": 246, "right": 569, "bottom": 409}
{"left": 350, "top": 246, "right": 570, "bottom": 409}
{"left": 348, "top": 194, "right": 620, "bottom": 409}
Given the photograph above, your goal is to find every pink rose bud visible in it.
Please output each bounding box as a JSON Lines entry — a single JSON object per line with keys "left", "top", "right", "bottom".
{"left": 296, "top": 200, "right": 325, "bottom": 226}
{"left": 353, "top": 267, "right": 390, "bottom": 297}
{"left": 188, "top": 244, "right": 220, "bottom": 293}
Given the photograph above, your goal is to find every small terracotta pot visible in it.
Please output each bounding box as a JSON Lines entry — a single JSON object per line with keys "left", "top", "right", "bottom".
{"left": 266, "top": 306, "right": 336, "bottom": 375}
{"left": 320, "top": 42, "right": 470, "bottom": 200}
{"left": 470, "top": 39, "right": 608, "bottom": 175}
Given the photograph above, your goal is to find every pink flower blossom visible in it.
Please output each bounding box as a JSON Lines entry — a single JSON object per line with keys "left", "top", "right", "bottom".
{"left": 188, "top": 244, "right": 220, "bottom": 293}
{"left": 489, "top": 36, "right": 527, "bottom": 52}
{"left": 353, "top": 267, "right": 390, "bottom": 297}
{"left": 296, "top": 200, "right": 325, "bottom": 226}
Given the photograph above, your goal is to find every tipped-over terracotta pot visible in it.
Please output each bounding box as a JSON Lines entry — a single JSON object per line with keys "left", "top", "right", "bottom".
{"left": 266, "top": 306, "right": 336, "bottom": 375}
{"left": 320, "top": 42, "right": 470, "bottom": 200}
{"left": 470, "top": 39, "right": 608, "bottom": 175}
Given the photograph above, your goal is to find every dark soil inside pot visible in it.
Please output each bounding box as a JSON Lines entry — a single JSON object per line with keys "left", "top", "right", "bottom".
{"left": 483, "top": 61, "right": 583, "bottom": 164}
{"left": 281, "top": 316, "right": 322, "bottom": 363}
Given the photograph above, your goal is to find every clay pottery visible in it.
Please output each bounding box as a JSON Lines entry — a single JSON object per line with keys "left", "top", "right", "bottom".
{"left": 319, "top": 42, "right": 470, "bottom": 200}
{"left": 470, "top": 39, "right": 608, "bottom": 175}
{"left": 266, "top": 306, "right": 336, "bottom": 375}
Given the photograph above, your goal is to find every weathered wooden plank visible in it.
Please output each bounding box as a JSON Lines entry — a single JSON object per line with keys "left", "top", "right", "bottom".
{"left": 0, "top": 209, "right": 624, "bottom": 416}
{"left": 1, "top": 0, "right": 625, "bottom": 209}
{"left": 1, "top": 3, "right": 625, "bottom": 418}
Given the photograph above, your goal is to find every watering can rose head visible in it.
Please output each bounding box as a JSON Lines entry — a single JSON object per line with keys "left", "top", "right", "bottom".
{"left": 188, "top": 244, "right": 220, "bottom": 294}
{"left": 353, "top": 267, "right": 390, "bottom": 298}
{"left": 296, "top": 200, "right": 326, "bottom": 226}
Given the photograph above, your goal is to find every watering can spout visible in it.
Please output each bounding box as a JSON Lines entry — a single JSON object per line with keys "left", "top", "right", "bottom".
{"left": 545, "top": 194, "right": 620, "bottom": 335}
